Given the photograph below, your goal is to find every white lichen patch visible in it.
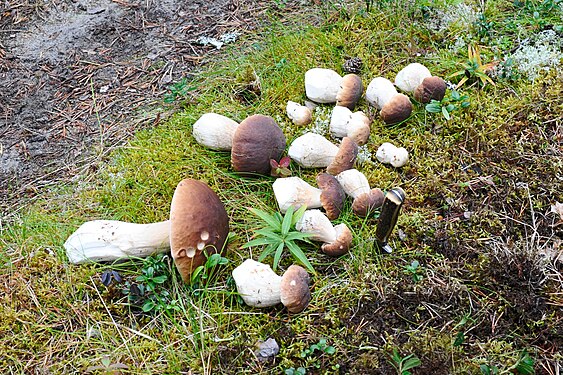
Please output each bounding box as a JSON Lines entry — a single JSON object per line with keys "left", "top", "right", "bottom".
{"left": 305, "top": 106, "right": 331, "bottom": 136}
{"left": 356, "top": 145, "right": 375, "bottom": 166}
{"left": 425, "top": 3, "right": 478, "bottom": 33}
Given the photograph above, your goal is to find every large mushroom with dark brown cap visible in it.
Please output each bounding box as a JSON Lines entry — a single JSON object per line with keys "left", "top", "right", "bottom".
{"left": 413, "top": 76, "right": 447, "bottom": 103}
{"left": 170, "top": 178, "right": 230, "bottom": 282}
{"left": 326, "top": 137, "right": 358, "bottom": 176}
{"left": 366, "top": 77, "right": 413, "bottom": 125}
{"left": 280, "top": 265, "right": 311, "bottom": 313}
{"left": 335, "top": 169, "right": 385, "bottom": 217}
{"left": 231, "top": 114, "right": 286, "bottom": 176}
{"left": 316, "top": 173, "right": 346, "bottom": 220}
{"left": 336, "top": 74, "right": 363, "bottom": 110}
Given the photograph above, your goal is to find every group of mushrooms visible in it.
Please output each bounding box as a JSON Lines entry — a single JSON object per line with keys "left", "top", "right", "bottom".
{"left": 64, "top": 62, "right": 445, "bottom": 314}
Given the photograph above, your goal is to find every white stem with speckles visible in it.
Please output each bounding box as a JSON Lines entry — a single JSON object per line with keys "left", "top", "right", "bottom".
{"left": 64, "top": 220, "right": 170, "bottom": 264}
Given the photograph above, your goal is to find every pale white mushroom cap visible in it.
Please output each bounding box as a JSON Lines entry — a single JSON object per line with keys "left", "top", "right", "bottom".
{"left": 330, "top": 105, "right": 353, "bottom": 138}
{"left": 395, "top": 63, "right": 432, "bottom": 93}
{"left": 365, "top": 77, "right": 398, "bottom": 109}
{"left": 192, "top": 113, "right": 239, "bottom": 151}
{"left": 390, "top": 147, "right": 409, "bottom": 167}
{"left": 286, "top": 101, "right": 312, "bottom": 126}
{"left": 335, "top": 169, "right": 371, "bottom": 199}
{"left": 272, "top": 177, "right": 323, "bottom": 213}
{"left": 232, "top": 259, "right": 282, "bottom": 308}
{"left": 305, "top": 68, "right": 343, "bottom": 104}
{"left": 295, "top": 209, "right": 337, "bottom": 243}
{"left": 288, "top": 133, "right": 339, "bottom": 168}
{"left": 376, "top": 142, "right": 397, "bottom": 164}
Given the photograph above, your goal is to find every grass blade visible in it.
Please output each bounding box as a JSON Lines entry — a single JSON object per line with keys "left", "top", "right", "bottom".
{"left": 281, "top": 205, "right": 294, "bottom": 236}
{"left": 273, "top": 242, "right": 285, "bottom": 270}
{"left": 286, "top": 240, "right": 315, "bottom": 274}
{"left": 249, "top": 208, "right": 282, "bottom": 231}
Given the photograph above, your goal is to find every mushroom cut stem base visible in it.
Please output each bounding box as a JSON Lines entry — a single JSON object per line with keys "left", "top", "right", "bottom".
{"left": 64, "top": 219, "right": 170, "bottom": 264}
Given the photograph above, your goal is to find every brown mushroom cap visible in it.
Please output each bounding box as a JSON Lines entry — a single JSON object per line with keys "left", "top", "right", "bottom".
{"left": 316, "top": 173, "right": 346, "bottom": 220}
{"left": 170, "top": 179, "right": 230, "bottom": 282}
{"left": 321, "top": 223, "right": 352, "bottom": 256}
{"left": 231, "top": 114, "right": 286, "bottom": 176}
{"left": 280, "top": 265, "right": 311, "bottom": 314}
{"left": 380, "top": 94, "right": 412, "bottom": 125}
{"left": 336, "top": 74, "right": 363, "bottom": 110}
{"left": 326, "top": 137, "right": 358, "bottom": 176}
{"left": 352, "top": 188, "right": 385, "bottom": 217}
{"left": 414, "top": 76, "right": 447, "bottom": 103}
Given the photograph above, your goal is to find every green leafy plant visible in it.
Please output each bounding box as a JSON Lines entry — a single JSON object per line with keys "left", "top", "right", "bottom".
{"left": 425, "top": 90, "right": 470, "bottom": 120}
{"left": 284, "top": 367, "right": 306, "bottom": 375}
{"left": 389, "top": 349, "right": 422, "bottom": 375}
{"left": 404, "top": 260, "right": 423, "bottom": 282}
{"left": 242, "top": 205, "right": 314, "bottom": 273}
{"left": 164, "top": 77, "right": 196, "bottom": 103}
{"left": 85, "top": 355, "right": 128, "bottom": 374}
{"left": 189, "top": 252, "right": 229, "bottom": 295}
{"left": 270, "top": 156, "right": 292, "bottom": 177}
{"left": 122, "top": 253, "right": 180, "bottom": 314}
{"left": 450, "top": 44, "right": 497, "bottom": 88}
{"left": 480, "top": 350, "right": 535, "bottom": 374}
{"left": 301, "top": 338, "right": 336, "bottom": 358}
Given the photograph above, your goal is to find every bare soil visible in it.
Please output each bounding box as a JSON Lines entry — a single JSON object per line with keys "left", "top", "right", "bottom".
{"left": 0, "top": 0, "right": 273, "bottom": 213}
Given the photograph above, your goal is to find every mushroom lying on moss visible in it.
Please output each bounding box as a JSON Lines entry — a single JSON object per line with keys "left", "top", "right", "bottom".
{"left": 335, "top": 169, "right": 385, "bottom": 217}
{"left": 330, "top": 106, "right": 371, "bottom": 146}
{"left": 335, "top": 73, "right": 363, "bottom": 110}
{"left": 365, "top": 77, "right": 412, "bottom": 125}
{"left": 295, "top": 209, "right": 353, "bottom": 257}
{"left": 192, "top": 113, "right": 239, "bottom": 150}
{"left": 286, "top": 101, "right": 312, "bottom": 126}
{"left": 376, "top": 142, "right": 409, "bottom": 168}
{"left": 288, "top": 133, "right": 358, "bottom": 174}
{"left": 305, "top": 68, "right": 343, "bottom": 103}
{"left": 395, "top": 63, "right": 447, "bottom": 103}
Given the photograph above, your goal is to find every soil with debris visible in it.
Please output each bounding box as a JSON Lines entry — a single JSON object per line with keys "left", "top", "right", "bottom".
{"left": 0, "top": 0, "right": 272, "bottom": 213}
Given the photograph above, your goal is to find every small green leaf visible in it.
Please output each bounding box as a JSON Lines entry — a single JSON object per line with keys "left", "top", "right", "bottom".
{"left": 255, "top": 228, "right": 283, "bottom": 240}
{"left": 446, "top": 104, "right": 456, "bottom": 112}
{"left": 284, "top": 231, "right": 313, "bottom": 242}
{"left": 153, "top": 275, "right": 167, "bottom": 284}
{"left": 142, "top": 300, "right": 156, "bottom": 312}
{"left": 249, "top": 208, "right": 282, "bottom": 230}
{"left": 453, "top": 331, "right": 465, "bottom": 346}
{"left": 402, "top": 355, "right": 422, "bottom": 371}
{"left": 286, "top": 240, "right": 315, "bottom": 273}
{"left": 281, "top": 206, "right": 294, "bottom": 236}
{"left": 442, "top": 106, "right": 451, "bottom": 120}
{"left": 426, "top": 103, "right": 442, "bottom": 113}
{"left": 451, "top": 90, "right": 461, "bottom": 100}
{"left": 292, "top": 204, "right": 308, "bottom": 226}
{"left": 272, "top": 242, "right": 285, "bottom": 270}
{"left": 461, "top": 101, "right": 471, "bottom": 108}
{"left": 258, "top": 242, "right": 280, "bottom": 262}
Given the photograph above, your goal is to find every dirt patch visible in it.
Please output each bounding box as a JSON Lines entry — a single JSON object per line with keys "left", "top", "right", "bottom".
{"left": 0, "top": 0, "right": 276, "bottom": 214}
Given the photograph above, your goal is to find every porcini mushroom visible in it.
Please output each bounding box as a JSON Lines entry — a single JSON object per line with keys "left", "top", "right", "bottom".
{"left": 232, "top": 259, "right": 282, "bottom": 308}
{"left": 413, "top": 76, "right": 447, "bottom": 103}
{"left": 304, "top": 68, "right": 343, "bottom": 103}
{"left": 288, "top": 133, "right": 339, "bottom": 168}
{"left": 316, "top": 173, "right": 345, "bottom": 220}
{"left": 286, "top": 101, "right": 312, "bottom": 126}
{"left": 329, "top": 107, "right": 371, "bottom": 146}
{"left": 170, "top": 178, "right": 230, "bottom": 282}
{"left": 366, "top": 77, "right": 412, "bottom": 125}
{"left": 295, "top": 209, "right": 353, "bottom": 256}
{"left": 335, "top": 169, "right": 385, "bottom": 217}
{"left": 395, "top": 63, "right": 432, "bottom": 93}
{"left": 192, "top": 113, "right": 239, "bottom": 150}
{"left": 336, "top": 74, "right": 363, "bottom": 110}
{"left": 280, "top": 265, "right": 311, "bottom": 313}
{"left": 376, "top": 142, "right": 409, "bottom": 168}
{"left": 231, "top": 114, "right": 286, "bottom": 176}
{"left": 326, "top": 137, "right": 358, "bottom": 176}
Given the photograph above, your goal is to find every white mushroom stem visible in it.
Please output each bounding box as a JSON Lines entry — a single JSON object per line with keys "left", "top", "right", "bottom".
{"left": 295, "top": 209, "right": 336, "bottom": 243}
{"left": 273, "top": 177, "right": 322, "bottom": 213}
{"left": 304, "top": 68, "right": 343, "bottom": 103}
{"left": 395, "top": 63, "right": 432, "bottom": 93}
{"left": 232, "top": 259, "right": 282, "bottom": 308}
{"left": 192, "top": 113, "right": 239, "bottom": 150}
{"left": 64, "top": 220, "right": 170, "bottom": 264}
{"left": 376, "top": 142, "right": 409, "bottom": 167}
{"left": 365, "top": 77, "right": 398, "bottom": 109}
{"left": 286, "top": 101, "right": 312, "bottom": 126}
{"left": 330, "top": 107, "right": 370, "bottom": 146}
{"left": 288, "top": 133, "right": 339, "bottom": 168}
{"left": 335, "top": 169, "right": 371, "bottom": 199}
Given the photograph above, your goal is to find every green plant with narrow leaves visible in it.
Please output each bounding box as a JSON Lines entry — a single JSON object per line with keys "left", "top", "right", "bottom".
{"left": 425, "top": 90, "right": 470, "bottom": 120}
{"left": 450, "top": 44, "right": 497, "bottom": 88}
{"left": 164, "top": 77, "right": 197, "bottom": 103}
{"left": 389, "top": 349, "right": 422, "bottom": 375}
{"left": 242, "top": 205, "right": 314, "bottom": 273}
{"left": 189, "top": 252, "right": 230, "bottom": 295}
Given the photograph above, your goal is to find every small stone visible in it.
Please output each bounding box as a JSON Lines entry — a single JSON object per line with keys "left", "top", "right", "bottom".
{"left": 255, "top": 338, "right": 279, "bottom": 361}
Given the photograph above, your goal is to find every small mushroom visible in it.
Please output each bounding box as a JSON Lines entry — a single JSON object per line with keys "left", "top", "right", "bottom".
{"left": 231, "top": 114, "right": 286, "bottom": 176}
{"left": 330, "top": 107, "right": 371, "bottom": 146}
{"left": 376, "top": 142, "right": 409, "bottom": 168}
{"left": 366, "top": 77, "right": 412, "bottom": 125}
{"left": 286, "top": 101, "right": 312, "bottom": 126}
{"left": 326, "top": 137, "right": 358, "bottom": 176}
{"left": 295, "top": 209, "right": 353, "bottom": 256}
{"left": 280, "top": 265, "right": 311, "bottom": 313}
{"left": 335, "top": 169, "right": 385, "bottom": 217}
{"left": 316, "top": 173, "right": 346, "bottom": 220}
{"left": 304, "top": 68, "right": 343, "bottom": 103}
{"left": 170, "top": 179, "right": 230, "bottom": 282}
{"left": 336, "top": 74, "right": 363, "bottom": 110}
{"left": 192, "top": 113, "right": 239, "bottom": 150}
{"left": 273, "top": 176, "right": 344, "bottom": 219}
{"left": 413, "top": 76, "right": 447, "bottom": 103}
{"left": 288, "top": 133, "right": 339, "bottom": 168}
{"left": 232, "top": 259, "right": 282, "bottom": 308}
{"left": 395, "top": 63, "right": 432, "bottom": 93}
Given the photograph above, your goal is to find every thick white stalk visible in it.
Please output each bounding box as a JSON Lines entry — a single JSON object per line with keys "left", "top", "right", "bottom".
{"left": 64, "top": 220, "right": 170, "bottom": 264}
